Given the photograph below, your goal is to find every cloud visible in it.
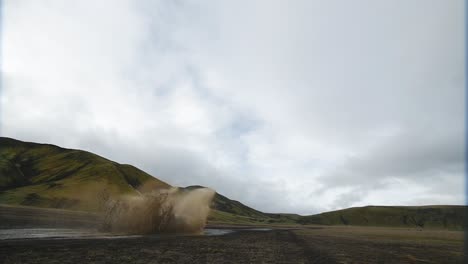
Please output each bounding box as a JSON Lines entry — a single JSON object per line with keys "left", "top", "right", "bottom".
{"left": 1, "top": 0, "right": 464, "bottom": 214}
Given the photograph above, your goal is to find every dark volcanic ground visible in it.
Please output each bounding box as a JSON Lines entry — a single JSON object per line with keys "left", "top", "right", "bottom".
{"left": 1, "top": 229, "right": 330, "bottom": 264}
{"left": 0, "top": 205, "right": 464, "bottom": 264}
{"left": 0, "top": 226, "right": 464, "bottom": 264}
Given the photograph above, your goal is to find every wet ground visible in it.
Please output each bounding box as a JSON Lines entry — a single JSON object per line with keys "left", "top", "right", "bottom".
{"left": 0, "top": 228, "right": 323, "bottom": 264}
{"left": 0, "top": 205, "right": 465, "bottom": 263}
{"left": 0, "top": 227, "right": 242, "bottom": 239}
{"left": 1, "top": 226, "right": 464, "bottom": 264}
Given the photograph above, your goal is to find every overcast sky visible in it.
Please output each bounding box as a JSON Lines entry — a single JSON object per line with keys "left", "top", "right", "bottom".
{"left": 1, "top": 0, "right": 465, "bottom": 214}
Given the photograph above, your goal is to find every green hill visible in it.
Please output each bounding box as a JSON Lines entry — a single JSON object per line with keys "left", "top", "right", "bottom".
{"left": 182, "top": 185, "right": 263, "bottom": 217}
{"left": 298, "top": 205, "right": 467, "bottom": 230}
{"left": 0, "top": 137, "right": 275, "bottom": 223}
{"left": 0, "top": 137, "right": 169, "bottom": 211}
{"left": 172, "top": 185, "right": 279, "bottom": 224}
{"left": 0, "top": 137, "right": 465, "bottom": 229}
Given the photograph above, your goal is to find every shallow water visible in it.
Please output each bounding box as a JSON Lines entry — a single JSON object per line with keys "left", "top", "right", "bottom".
{"left": 0, "top": 228, "right": 136, "bottom": 240}
{"left": 0, "top": 227, "right": 270, "bottom": 240}
{"left": 0, "top": 228, "right": 97, "bottom": 240}
{"left": 203, "top": 228, "right": 234, "bottom": 236}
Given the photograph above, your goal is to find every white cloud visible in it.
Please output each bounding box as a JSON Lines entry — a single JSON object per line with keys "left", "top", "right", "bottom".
{"left": 2, "top": 0, "right": 464, "bottom": 214}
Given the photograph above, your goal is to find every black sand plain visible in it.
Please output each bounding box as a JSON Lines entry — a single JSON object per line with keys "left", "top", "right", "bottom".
{"left": 0, "top": 205, "right": 464, "bottom": 264}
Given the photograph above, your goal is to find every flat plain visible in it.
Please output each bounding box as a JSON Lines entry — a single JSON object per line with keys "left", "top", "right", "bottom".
{"left": 0, "top": 226, "right": 464, "bottom": 263}
{"left": 0, "top": 204, "right": 466, "bottom": 264}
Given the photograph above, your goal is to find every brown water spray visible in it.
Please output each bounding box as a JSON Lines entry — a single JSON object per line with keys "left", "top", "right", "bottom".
{"left": 101, "top": 187, "right": 215, "bottom": 234}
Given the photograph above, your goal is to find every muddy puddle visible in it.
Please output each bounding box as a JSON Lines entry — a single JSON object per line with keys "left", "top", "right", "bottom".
{"left": 0, "top": 228, "right": 271, "bottom": 240}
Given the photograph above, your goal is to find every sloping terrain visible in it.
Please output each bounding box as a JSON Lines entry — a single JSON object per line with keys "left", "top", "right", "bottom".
{"left": 298, "top": 205, "right": 467, "bottom": 230}
{"left": 0, "top": 137, "right": 466, "bottom": 229}
{"left": 183, "top": 186, "right": 280, "bottom": 224}
{"left": 0, "top": 137, "right": 169, "bottom": 211}
{"left": 0, "top": 137, "right": 276, "bottom": 222}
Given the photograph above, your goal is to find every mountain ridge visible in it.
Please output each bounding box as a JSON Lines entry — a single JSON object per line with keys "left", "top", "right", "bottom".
{"left": 0, "top": 137, "right": 465, "bottom": 229}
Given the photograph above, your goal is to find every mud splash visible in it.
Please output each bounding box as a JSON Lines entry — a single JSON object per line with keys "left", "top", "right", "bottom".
{"left": 101, "top": 187, "right": 215, "bottom": 235}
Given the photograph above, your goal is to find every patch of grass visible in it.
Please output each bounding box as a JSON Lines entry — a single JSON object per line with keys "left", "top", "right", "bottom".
{"left": 298, "top": 205, "right": 467, "bottom": 230}
{"left": 1, "top": 137, "right": 466, "bottom": 230}
{"left": 0, "top": 137, "right": 170, "bottom": 212}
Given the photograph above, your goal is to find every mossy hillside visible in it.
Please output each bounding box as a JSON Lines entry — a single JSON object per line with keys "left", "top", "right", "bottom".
{"left": 1, "top": 137, "right": 466, "bottom": 229}
{"left": 0, "top": 137, "right": 280, "bottom": 221}
{"left": 0, "top": 137, "right": 169, "bottom": 211}
{"left": 298, "top": 205, "right": 467, "bottom": 230}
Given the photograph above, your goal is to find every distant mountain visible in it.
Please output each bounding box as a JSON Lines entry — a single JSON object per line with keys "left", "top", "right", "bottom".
{"left": 0, "top": 137, "right": 465, "bottom": 229}
{"left": 183, "top": 185, "right": 277, "bottom": 224}
{"left": 297, "top": 205, "right": 467, "bottom": 230}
